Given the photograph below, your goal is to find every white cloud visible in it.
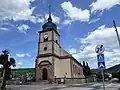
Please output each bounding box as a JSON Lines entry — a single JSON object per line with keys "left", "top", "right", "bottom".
{"left": 17, "top": 24, "right": 30, "bottom": 34}
{"left": 17, "top": 62, "right": 23, "bottom": 65}
{"left": 90, "top": 0, "right": 120, "bottom": 14}
{"left": 67, "top": 48, "right": 77, "bottom": 54}
{"left": 37, "top": 17, "right": 45, "bottom": 23}
{"left": 61, "top": 1, "right": 90, "bottom": 24}
{"left": 11, "top": 62, "right": 23, "bottom": 69}
{"left": 88, "top": 18, "right": 100, "bottom": 24}
{"left": 62, "top": 19, "right": 72, "bottom": 25}
{"left": 72, "top": 25, "right": 120, "bottom": 68}
{"left": 33, "top": 61, "right": 35, "bottom": 68}
{"left": 112, "top": 57, "right": 120, "bottom": 62}
{"left": 16, "top": 54, "right": 25, "bottom": 57}
{"left": 80, "top": 25, "right": 119, "bottom": 47}
{"left": 26, "top": 53, "right": 31, "bottom": 57}
{"left": 30, "top": 16, "right": 45, "bottom": 24}
{"left": 0, "top": 0, "right": 52, "bottom": 24}
{"left": 16, "top": 53, "right": 31, "bottom": 57}
{"left": 45, "top": 13, "right": 60, "bottom": 24}
{"left": 0, "top": 27, "right": 9, "bottom": 31}
{"left": 0, "top": 0, "right": 36, "bottom": 22}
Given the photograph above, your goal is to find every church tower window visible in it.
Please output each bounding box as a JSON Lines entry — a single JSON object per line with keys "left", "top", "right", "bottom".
{"left": 56, "top": 40, "right": 58, "bottom": 43}
{"left": 56, "top": 35, "right": 58, "bottom": 44}
{"left": 44, "top": 47, "right": 47, "bottom": 51}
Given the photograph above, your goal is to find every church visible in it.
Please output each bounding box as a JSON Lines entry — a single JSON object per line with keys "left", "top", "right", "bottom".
{"left": 35, "top": 9, "right": 84, "bottom": 83}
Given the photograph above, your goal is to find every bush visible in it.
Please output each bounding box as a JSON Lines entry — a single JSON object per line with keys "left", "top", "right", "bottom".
{"left": 112, "top": 72, "right": 118, "bottom": 78}
{"left": 118, "top": 71, "right": 120, "bottom": 81}
{"left": 112, "top": 71, "right": 120, "bottom": 82}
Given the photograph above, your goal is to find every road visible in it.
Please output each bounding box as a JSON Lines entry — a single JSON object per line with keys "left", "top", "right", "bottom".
{"left": 6, "top": 82, "right": 120, "bottom": 90}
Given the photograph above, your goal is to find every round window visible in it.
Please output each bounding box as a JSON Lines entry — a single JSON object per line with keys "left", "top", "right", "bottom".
{"left": 44, "top": 47, "right": 47, "bottom": 51}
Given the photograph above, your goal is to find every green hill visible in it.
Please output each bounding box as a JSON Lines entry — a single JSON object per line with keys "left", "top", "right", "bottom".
{"left": 11, "top": 68, "right": 35, "bottom": 77}
{"left": 105, "top": 64, "right": 120, "bottom": 73}
{"left": 91, "top": 69, "right": 100, "bottom": 74}
{"left": 1, "top": 63, "right": 120, "bottom": 77}
{"left": 91, "top": 64, "right": 120, "bottom": 74}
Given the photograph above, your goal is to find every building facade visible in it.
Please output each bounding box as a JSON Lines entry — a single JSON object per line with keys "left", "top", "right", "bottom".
{"left": 35, "top": 11, "right": 84, "bottom": 83}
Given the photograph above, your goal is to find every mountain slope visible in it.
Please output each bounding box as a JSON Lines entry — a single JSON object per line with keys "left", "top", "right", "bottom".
{"left": 91, "top": 64, "right": 120, "bottom": 74}
{"left": 105, "top": 64, "right": 120, "bottom": 73}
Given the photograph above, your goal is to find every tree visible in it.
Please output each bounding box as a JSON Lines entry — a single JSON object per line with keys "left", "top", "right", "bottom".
{"left": 112, "top": 72, "right": 118, "bottom": 78}
{"left": 0, "top": 49, "right": 16, "bottom": 89}
{"left": 82, "top": 61, "right": 91, "bottom": 83}
{"left": 86, "top": 62, "right": 91, "bottom": 76}
{"left": 83, "top": 61, "right": 91, "bottom": 78}
{"left": 83, "top": 61, "right": 87, "bottom": 78}
{"left": 112, "top": 71, "right": 120, "bottom": 82}
{"left": 118, "top": 70, "right": 120, "bottom": 82}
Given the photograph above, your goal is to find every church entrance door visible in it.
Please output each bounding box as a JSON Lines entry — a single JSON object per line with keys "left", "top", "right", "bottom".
{"left": 42, "top": 68, "right": 47, "bottom": 80}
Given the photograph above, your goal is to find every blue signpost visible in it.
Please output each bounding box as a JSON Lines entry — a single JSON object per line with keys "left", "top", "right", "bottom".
{"left": 97, "top": 54, "right": 105, "bottom": 69}
{"left": 95, "top": 44, "right": 105, "bottom": 90}
{"left": 98, "top": 62, "right": 105, "bottom": 69}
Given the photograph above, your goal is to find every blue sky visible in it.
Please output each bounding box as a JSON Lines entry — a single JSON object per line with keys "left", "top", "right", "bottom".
{"left": 0, "top": 0, "right": 120, "bottom": 69}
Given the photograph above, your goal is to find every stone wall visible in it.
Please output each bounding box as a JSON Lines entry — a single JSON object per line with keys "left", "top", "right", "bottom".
{"left": 54, "top": 76, "right": 96, "bottom": 84}
{"left": 55, "top": 77, "right": 85, "bottom": 84}
{"left": 86, "top": 76, "right": 96, "bottom": 83}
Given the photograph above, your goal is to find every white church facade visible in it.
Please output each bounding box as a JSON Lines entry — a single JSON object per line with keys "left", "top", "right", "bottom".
{"left": 35, "top": 9, "right": 84, "bottom": 83}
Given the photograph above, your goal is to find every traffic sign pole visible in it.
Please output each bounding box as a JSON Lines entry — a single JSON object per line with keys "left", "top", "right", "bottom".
{"left": 95, "top": 44, "right": 106, "bottom": 90}
{"left": 101, "top": 69, "right": 105, "bottom": 90}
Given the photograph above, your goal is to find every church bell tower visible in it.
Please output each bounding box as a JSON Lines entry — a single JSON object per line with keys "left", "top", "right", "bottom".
{"left": 35, "top": 6, "right": 60, "bottom": 81}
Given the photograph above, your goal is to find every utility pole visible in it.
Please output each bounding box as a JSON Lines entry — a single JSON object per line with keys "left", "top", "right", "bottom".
{"left": 113, "top": 20, "right": 120, "bottom": 46}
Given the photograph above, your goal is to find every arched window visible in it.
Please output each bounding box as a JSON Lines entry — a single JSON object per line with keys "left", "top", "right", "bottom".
{"left": 56, "top": 35, "right": 58, "bottom": 44}
{"left": 56, "top": 40, "right": 58, "bottom": 43}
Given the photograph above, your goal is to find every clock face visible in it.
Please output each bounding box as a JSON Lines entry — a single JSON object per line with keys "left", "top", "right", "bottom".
{"left": 44, "top": 34, "right": 48, "bottom": 39}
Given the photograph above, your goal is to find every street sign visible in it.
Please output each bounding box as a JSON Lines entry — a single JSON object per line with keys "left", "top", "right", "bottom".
{"left": 98, "top": 62, "right": 105, "bottom": 69}
{"left": 97, "top": 53, "right": 105, "bottom": 69}
{"left": 97, "top": 54, "right": 104, "bottom": 62}
{"left": 95, "top": 45, "right": 106, "bottom": 90}
{"left": 95, "top": 44, "right": 105, "bottom": 54}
